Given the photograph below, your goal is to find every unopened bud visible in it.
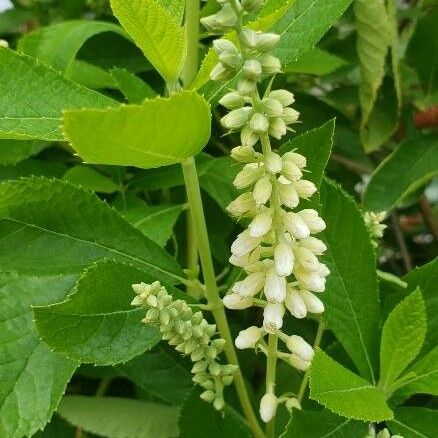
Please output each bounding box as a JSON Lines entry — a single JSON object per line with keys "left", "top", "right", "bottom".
{"left": 260, "top": 393, "right": 278, "bottom": 423}
{"left": 260, "top": 54, "right": 282, "bottom": 75}
{"left": 250, "top": 113, "right": 269, "bottom": 133}
{"left": 223, "top": 293, "right": 254, "bottom": 309}
{"left": 213, "top": 39, "right": 238, "bottom": 55}
{"left": 237, "top": 78, "right": 257, "bottom": 95}
{"left": 298, "top": 209, "right": 326, "bottom": 233}
{"left": 286, "top": 335, "right": 314, "bottom": 361}
{"left": 285, "top": 288, "right": 307, "bottom": 319}
{"left": 235, "top": 326, "right": 264, "bottom": 349}
{"left": 227, "top": 192, "right": 255, "bottom": 217}
{"left": 274, "top": 242, "right": 294, "bottom": 277}
{"left": 295, "top": 179, "right": 317, "bottom": 198}
{"left": 294, "top": 246, "right": 320, "bottom": 272}
{"left": 263, "top": 303, "right": 285, "bottom": 332}
{"left": 253, "top": 176, "right": 272, "bottom": 206}
{"left": 300, "top": 237, "right": 327, "bottom": 255}
{"left": 283, "top": 151, "right": 306, "bottom": 168}
{"left": 283, "top": 212, "right": 310, "bottom": 239}
{"left": 269, "top": 117, "right": 287, "bottom": 139}
{"left": 231, "top": 145, "right": 257, "bottom": 163}
{"left": 232, "top": 271, "right": 266, "bottom": 297}
{"left": 264, "top": 268, "right": 287, "bottom": 303}
{"left": 283, "top": 107, "right": 300, "bottom": 124}
{"left": 243, "top": 59, "right": 262, "bottom": 80}
{"left": 221, "top": 106, "right": 252, "bottom": 130}
{"left": 248, "top": 210, "right": 273, "bottom": 238}
{"left": 200, "top": 390, "right": 215, "bottom": 403}
{"left": 241, "top": 125, "right": 259, "bottom": 147}
{"left": 301, "top": 290, "right": 325, "bottom": 313}
{"left": 219, "top": 91, "right": 245, "bottom": 109}
{"left": 282, "top": 160, "right": 303, "bottom": 182}
{"left": 233, "top": 163, "right": 261, "bottom": 189}
{"left": 290, "top": 353, "right": 311, "bottom": 371}
{"left": 231, "top": 229, "right": 262, "bottom": 257}
{"left": 264, "top": 151, "right": 283, "bottom": 173}
{"left": 210, "top": 62, "right": 233, "bottom": 81}
{"left": 278, "top": 182, "right": 299, "bottom": 209}
{"left": 269, "top": 89, "right": 295, "bottom": 107}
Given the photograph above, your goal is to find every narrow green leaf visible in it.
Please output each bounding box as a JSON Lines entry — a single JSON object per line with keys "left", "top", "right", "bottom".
{"left": 0, "top": 49, "right": 116, "bottom": 141}
{"left": 63, "top": 165, "right": 120, "bottom": 194}
{"left": 63, "top": 91, "right": 211, "bottom": 169}
{"left": 320, "top": 180, "right": 380, "bottom": 382}
{"left": 58, "top": 396, "right": 179, "bottom": 438}
{"left": 0, "top": 177, "right": 183, "bottom": 283}
{"left": 110, "top": 67, "right": 156, "bottom": 103}
{"left": 0, "top": 140, "right": 48, "bottom": 165}
{"left": 363, "top": 134, "right": 438, "bottom": 211}
{"left": 285, "top": 48, "right": 347, "bottom": 76}
{"left": 309, "top": 349, "right": 393, "bottom": 422}
{"left": 379, "top": 289, "right": 426, "bottom": 393}
{"left": 389, "top": 407, "right": 438, "bottom": 438}
{"left": 17, "top": 20, "right": 127, "bottom": 72}
{"left": 110, "top": 0, "right": 185, "bottom": 82}
{"left": 0, "top": 159, "right": 67, "bottom": 182}
{"left": 0, "top": 274, "right": 78, "bottom": 438}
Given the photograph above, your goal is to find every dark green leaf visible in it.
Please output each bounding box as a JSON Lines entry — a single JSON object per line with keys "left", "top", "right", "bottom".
{"left": 0, "top": 140, "right": 48, "bottom": 165}
{"left": 389, "top": 407, "right": 438, "bottom": 438}
{"left": 111, "top": 67, "right": 156, "bottom": 103}
{"left": 63, "top": 165, "right": 120, "bottom": 194}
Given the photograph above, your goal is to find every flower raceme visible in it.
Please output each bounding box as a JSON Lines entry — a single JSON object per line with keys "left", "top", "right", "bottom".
{"left": 202, "top": 0, "right": 330, "bottom": 423}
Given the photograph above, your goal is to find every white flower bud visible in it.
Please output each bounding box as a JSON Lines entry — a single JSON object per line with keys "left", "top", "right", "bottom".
{"left": 259, "top": 54, "right": 282, "bottom": 75}
{"left": 253, "top": 176, "right": 272, "bottom": 206}
{"left": 231, "top": 145, "right": 257, "bottom": 163}
{"left": 285, "top": 335, "right": 314, "bottom": 361}
{"left": 240, "top": 28, "right": 259, "bottom": 48}
{"left": 260, "top": 393, "right": 278, "bottom": 423}
{"left": 243, "top": 59, "right": 262, "bottom": 80}
{"left": 235, "top": 326, "right": 264, "bottom": 349}
{"left": 233, "top": 163, "right": 261, "bottom": 189}
{"left": 274, "top": 242, "right": 294, "bottom": 276}
{"left": 249, "top": 210, "right": 273, "bottom": 238}
{"left": 269, "top": 90, "right": 295, "bottom": 107}
{"left": 295, "top": 265, "right": 326, "bottom": 292}
{"left": 283, "top": 151, "right": 306, "bottom": 168}
{"left": 200, "top": 390, "right": 216, "bottom": 403}
{"left": 241, "top": 125, "right": 259, "bottom": 147}
{"left": 221, "top": 107, "right": 252, "bottom": 130}
{"left": 283, "top": 212, "right": 310, "bottom": 239}
{"left": 268, "top": 117, "right": 287, "bottom": 140}
{"left": 282, "top": 107, "right": 300, "bottom": 124}
{"left": 0, "top": 39, "right": 9, "bottom": 48}
{"left": 318, "top": 263, "right": 330, "bottom": 277}
{"left": 299, "top": 237, "right": 327, "bottom": 255}
{"left": 210, "top": 62, "right": 233, "bottom": 81}
{"left": 263, "top": 98, "right": 284, "bottom": 118}
{"left": 219, "top": 50, "right": 241, "bottom": 69}
{"left": 223, "top": 293, "right": 253, "bottom": 309}
{"left": 231, "top": 230, "right": 262, "bottom": 257}
{"left": 289, "top": 353, "right": 311, "bottom": 371}
{"left": 201, "top": 5, "right": 238, "bottom": 32}
{"left": 250, "top": 113, "right": 269, "bottom": 133}
{"left": 278, "top": 182, "right": 299, "bottom": 209}
{"left": 200, "top": 14, "right": 220, "bottom": 32}
{"left": 263, "top": 303, "right": 285, "bottom": 332}
{"left": 264, "top": 268, "right": 287, "bottom": 303}
{"left": 294, "top": 179, "right": 317, "bottom": 198}
{"left": 285, "top": 288, "right": 307, "bottom": 319}
{"left": 219, "top": 91, "right": 245, "bottom": 109}
{"left": 254, "top": 32, "right": 281, "bottom": 51}
{"left": 227, "top": 192, "right": 255, "bottom": 217}
{"left": 213, "top": 39, "right": 238, "bottom": 55}
{"left": 282, "top": 160, "right": 303, "bottom": 182}
{"left": 264, "top": 151, "right": 283, "bottom": 174}
{"left": 229, "top": 247, "right": 260, "bottom": 268}
{"left": 301, "top": 290, "right": 325, "bottom": 313}
{"left": 294, "top": 246, "right": 320, "bottom": 272}
{"left": 232, "top": 271, "right": 266, "bottom": 296}
{"left": 237, "top": 78, "right": 257, "bottom": 95}
{"left": 242, "top": 0, "right": 264, "bottom": 12}
{"left": 298, "top": 209, "right": 326, "bottom": 233}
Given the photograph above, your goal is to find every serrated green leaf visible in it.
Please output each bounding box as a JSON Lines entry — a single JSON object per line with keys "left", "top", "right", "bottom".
{"left": 309, "top": 349, "right": 393, "bottom": 422}
{"left": 0, "top": 177, "right": 183, "bottom": 283}
{"left": 0, "top": 159, "right": 67, "bottom": 182}
{"left": 379, "top": 289, "right": 426, "bottom": 394}
{"left": 110, "top": 0, "right": 185, "bottom": 82}
{"left": 34, "top": 260, "right": 162, "bottom": 365}
{"left": 17, "top": 20, "right": 127, "bottom": 72}
{"left": 63, "top": 91, "right": 211, "bottom": 169}
{"left": 285, "top": 48, "right": 347, "bottom": 76}
{"left": 110, "top": 67, "right": 156, "bottom": 103}
{"left": 0, "top": 140, "right": 48, "bottom": 165}
{"left": 33, "top": 415, "right": 76, "bottom": 438}
{"left": 58, "top": 396, "right": 179, "bottom": 438}
{"left": 67, "top": 60, "right": 116, "bottom": 90}
{"left": 0, "top": 274, "right": 78, "bottom": 438}
{"left": 363, "top": 134, "right": 438, "bottom": 212}
{"left": 389, "top": 407, "right": 438, "bottom": 438}
{"left": 63, "top": 165, "right": 120, "bottom": 194}
{"left": 320, "top": 180, "right": 380, "bottom": 383}
{"left": 159, "top": 0, "right": 185, "bottom": 23}
{"left": 0, "top": 48, "right": 116, "bottom": 141}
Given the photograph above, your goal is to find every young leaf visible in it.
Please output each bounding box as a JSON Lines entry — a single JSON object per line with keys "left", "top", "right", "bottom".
{"left": 17, "top": 20, "right": 128, "bottom": 72}
{"left": 110, "top": 67, "right": 156, "bottom": 103}
{"left": 110, "top": 0, "right": 185, "bottom": 82}
{"left": 320, "top": 179, "right": 380, "bottom": 383}
{"left": 0, "top": 140, "right": 48, "bottom": 165}
{"left": 33, "top": 260, "right": 165, "bottom": 365}
{"left": 379, "top": 289, "right": 426, "bottom": 394}
{"left": 388, "top": 407, "right": 438, "bottom": 438}
{"left": 63, "top": 165, "right": 120, "bottom": 194}
{"left": 0, "top": 177, "right": 183, "bottom": 283}
{"left": 63, "top": 91, "right": 211, "bottom": 169}
{"left": 0, "top": 274, "right": 78, "bottom": 438}
{"left": 58, "top": 396, "right": 179, "bottom": 438}
{"left": 0, "top": 49, "right": 116, "bottom": 141}
{"left": 363, "top": 134, "right": 438, "bottom": 212}
{"left": 309, "top": 349, "right": 393, "bottom": 422}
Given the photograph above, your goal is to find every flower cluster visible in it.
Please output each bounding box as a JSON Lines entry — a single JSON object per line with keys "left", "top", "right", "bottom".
{"left": 364, "top": 211, "right": 387, "bottom": 243}
{"left": 202, "top": 0, "right": 330, "bottom": 423}
{"left": 132, "top": 281, "right": 237, "bottom": 410}
{"left": 368, "top": 428, "right": 403, "bottom": 438}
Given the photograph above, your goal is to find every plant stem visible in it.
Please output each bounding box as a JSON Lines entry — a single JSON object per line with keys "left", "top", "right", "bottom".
{"left": 265, "top": 334, "right": 278, "bottom": 438}
{"left": 182, "top": 158, "right": 264, "bottom": 438}
{"left": 390, "top": 212, "right": 412, "bottom": 272}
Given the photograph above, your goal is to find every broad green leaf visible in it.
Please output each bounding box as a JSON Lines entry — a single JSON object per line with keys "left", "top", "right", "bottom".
{"left": 67, "top": 60, "right": 116, "bottom": 90}
{"left": 309, "top": 349, "right": 393, "bottom": 422}
{"left": 285, "top": 48, "right": 347, "bottom": 76}
{"left": 110, "top": 0, "right": 185, "bottom": 82}
{"left": 17, "top": 20, "right": 127, "bottom": 72}
{"left": 394, "top": 346, "right": 438, "bottom": 400}
{"left": 0, "top": 274, "right": 78, "bottom": 438}
{"left": 320, "top": 180, "right": 380, "bottom": 383}
{"left": 0, "top": 49, "right": 116, "bottom": 141}
{"left": 0, "top": 140, "right": 48, "bottom": 165}
{"left": 111, "top": 67, "right": 156, "bottom": 103}
{"left": 281, "top": 409, "right": 369, "bottom": 438}
{"left": 179, "top": 390, "right": 252, "bottom": 438}
{"left": 363, "top": 134, "right": 438, "bottom": 211}
{"left": 63, "top": 91, "right": 211, "bottom": 169}
{"left": 0, "top": 159, "right": 67, "bottom": 182}
{"left": 58, "top": 396, "right": 179, "bottom": 438}
{"left": 0, "top": 178, "right": 183, "bottom": 283}
{"left": 354, "top": 0, "right": 390, "bottom": 139}
{"left": 159, "top": 0, "right": 185, "bottom": 23}
{"left": 0, "top": 8, "right": 33, "bottom": 35}
{"left": 389, "top": 407, "right": 438, "bottom": 438}
{"left": 34, "top": 260, "right": 162, "bottom": 365}
{"left": 63, "top": 165, "right": 120, "bottom": 194}
{"left": 379, "top": 289, "right": 426, "bottom": 394}
{"left": 34, "top": 415, "right": 76, "bottom": 438}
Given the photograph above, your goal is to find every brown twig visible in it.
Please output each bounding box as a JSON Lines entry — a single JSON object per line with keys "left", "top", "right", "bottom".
{"left": 419, "top": 194, "right": 438, "bottom": 241}
{"left": 391, "top": 212, "right": 413, "bottom": 272}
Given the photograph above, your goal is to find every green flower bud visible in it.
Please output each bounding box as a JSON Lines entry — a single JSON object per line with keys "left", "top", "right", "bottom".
{"left": 259, "top": 54, "right": 282, "bottom": 75}
{"left": 191, "top": 347, "right": 205, "bottom": 362}
{"left": 201, "top": 5, "right": 238, "bottom": 32}
{"left": 263, "top": 98, "right": 284, "bottom": 117}
{"left": 200, "top": 390, "right": 216, "bottom": 403}
{"left": 221, "top": 375, "right": 234, "bottom": 385}
{"left": 213, "top": 39, "right": 238, "bottom": 55}
{"left": 211, "top": 338, "right": 227, "bottom": 351}
{"left": 282, "top": 107, "right": 300, "bottom": 124}
{"left": 192, "top": 361, "right": 208, "bottom": 373}
{"left": 214, "top": 397, "right": 225, "bottom": 410}
{"left": 241, "top": 125, "right": 259, "bottom": 147}
{"left": 249, "top": 113, "right": 269, "bottom": 133}
{"left": 221, "top": 107, "right": 252, "bottom": 130}
{"left": 242, "top": 59, "right": 262, "bottom": 81}
{"left": 210, "top": 62, "right": 233, "bottom": 81}
{"left": 269, "top": 89, "right": 295, "bottom": 107}
{"left": 269, "top": 117, "right": 287, "bottom": 139}
{"left": 219, "top": 50, "right": 241, "bottom": 69}
{"left": 219, "top": 91, "right": 246, "bottom": 109}
{"left": 231, "top": 145, "right": 257, "bottom": 163}
{"left": 237, "top": 78, "right": 257, "bottom": 95}
{"left": 254, "top": 32, "right": 281, "bottom": 51}
{"left": 209, "top": 362, "right": 222, "bottom": 376}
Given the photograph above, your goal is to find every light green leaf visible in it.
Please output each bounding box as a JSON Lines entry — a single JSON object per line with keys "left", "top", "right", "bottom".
{"left": 320, "top": 180, "right": 380, "bottom": 383}
{"left": 285, "top": 48, "right": 347, "bottom": 76}
{"left": 63, "top": 91, "right": 211, "bottom": 169}
{"left": 17, "top": 20, "right": 128, "bottom": 72}
{"left": 111, "top": 67, "right": 156, "bottom": 103}
{"left": 63, "top": 165, "right": 120, "bottom": 194}
{"left": 0, "top": 140, "right": 48, "bottom": 165}
{"left": 0, "top": 274, "right": 78, "bottom": 438}
{"left": 363, "top": 134, "right": 438, "bottom": 211}
{"left": 389, "top": 407, "right": 438, "bottom": 438}
{"left": 58, "top": 396, "right": 179, "bottom": 438}
{"left": 309, "top": 349, "right": 393, "bottom": 422}
{"left": 159, "top": 0, "right": 185, "bottom": 23}
{"left": 110, "top": 0, "right": 185, "bottom": 82}
{"left": 67, "top": 60, "right": 116, "bottom": 90}
{"left": 379, "top": 289, "right": 426, "bottom": 394}
{"left": 34, "top": 260, "right": 162, "bottom": 365}
{"left": 0, "top": 49, "right": 116, "bottom": 141}
{"left": 0, "top": 177, "right": 183, "bottom": 283}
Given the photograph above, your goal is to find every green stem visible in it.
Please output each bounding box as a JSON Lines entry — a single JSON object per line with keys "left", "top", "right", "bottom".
{"left": 265, "top": 334, "right": 278, "bottom": 438}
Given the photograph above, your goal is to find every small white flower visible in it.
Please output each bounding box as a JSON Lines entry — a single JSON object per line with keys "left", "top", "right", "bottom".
{"left": 243, "top": 59, "right": 262, "bottom": 80}
{"left": 282, "top": 160, "right": 303, "bottom": 182}
{"left": 274, "top": 242, "right": 294, "bottom": 276}
{"left": 269, "top": 90, "right": 295, "bottom": 107}
{"left": 235, "top": 326, "right": 264, "bottom": 349}
{"left": 293, "top": 246, "right": 320, "bottom": 272}
{"left": 264, "top": 151, "right": 283, "bottom": 174}
{"left": 232, "top": 271, "right": 266, "bottom": 297}
{"left": 233, "top": 163, "right": 261, "bottom": 189}
{"left": 285, "top": 287, "right": 307, "bottom": 319}
{"left": 253, "top": 176, "right": 272, "bottom": 206}
{"left": 282, "top": 151, "right": 306, "bottom": 168}
{"left": 282, "top": 107, "right": 300, "bottom": 124}
{"left": 283, "top": 212, "right": 310, "bottom": 239}
{"left": 226, "top": 192, "right": 255, "bottom": 217}
{"left": 229, "top": 247, "right": 260, "bottom": 267}
{"left": 221, "top": 107, "right": 252, "bottom": 131}
{"left": 268, "top": 117, "right": 287, "bottom": 139}
{"left": 241, "top": 125, "right": 259, "bottom": 147}
{"left": 248, "top": 210, "right": 273, "bottom": 238}
{"left": 300, "top": 290, "right": 325, "bottom": 313}
{"left": 231, "top": 230, "right": 262, "bottom": 257}
{"left": 263, "top": 303, "right": 285, "bottom": 332}
{"left": 259, "top": 54, "right": 282, "bottom": 75}
{"left": 289, "top": 353, "right": 311, "bottom": 371}
{"left": 260, "top": 392, "right": 278, "bottom": 423}
{"left": 285, "top": 335, "right": 314, "bottom": 361}
{"left": 298, "top": 209, "right": 326, "bottom": 234}
{"left": 223, "top": 293, "right": 254, "bottom": 309}
{"left": 263, "top": 99, "right": 284, "bottom": 118}
{"left": 230, "top": 146, "right": 257, "bottom": 163}
{"left": 294, "top": 179, "right": 317, "bottom": 198}
{"left": 299, "top": 237, "right": 327, "bottom": 255}
{"left": 294, "top": 265, "right": 326, "bottom": 292}
{"left": 264, "top": 268, "right": 287, "bottom": 303}
{"left": 250, "top": 112, "right": 270, "bottom": 133}
{"left": 219, "top": 91, "right": 245, "bottom": 109}
{"left": 278, "top": 182, "right": 299, "bottom": 209}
